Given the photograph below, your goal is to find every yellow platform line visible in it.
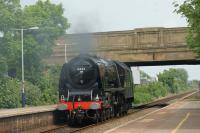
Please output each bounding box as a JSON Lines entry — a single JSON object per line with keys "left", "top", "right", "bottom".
{"left": 171, "top": 112, "right": 190, "bottom": 133}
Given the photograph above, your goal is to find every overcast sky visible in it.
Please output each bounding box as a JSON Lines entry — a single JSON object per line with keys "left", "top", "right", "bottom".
{"left": 21, "top": 0, "right": 200, "bottom": 80}
{"left": 21, "top": 0, "right": 187, "bottom": 33}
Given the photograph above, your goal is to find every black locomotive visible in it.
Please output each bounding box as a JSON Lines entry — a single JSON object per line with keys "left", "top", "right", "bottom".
{"left": 57, "top": 54, "right": 134, "bottom": 124}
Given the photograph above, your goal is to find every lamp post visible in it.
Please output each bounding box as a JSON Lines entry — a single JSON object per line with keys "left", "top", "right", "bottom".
{"left": 64, "top": 43, "right": 68, "bottom": 63}
{"left": 14, "top": 26, "right": 39, "bottom": 107}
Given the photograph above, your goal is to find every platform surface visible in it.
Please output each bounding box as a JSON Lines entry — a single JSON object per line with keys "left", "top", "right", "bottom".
{"left": 105, "top": 99, "right": 200, "bottom": 133}
{"left": 0, "top": 105, "right": 56, "bottom": 118}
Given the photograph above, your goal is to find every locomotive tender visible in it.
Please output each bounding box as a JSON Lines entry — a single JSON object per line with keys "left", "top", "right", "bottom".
{"left": 57, "top": 54, "right": 134, "bottom": 124}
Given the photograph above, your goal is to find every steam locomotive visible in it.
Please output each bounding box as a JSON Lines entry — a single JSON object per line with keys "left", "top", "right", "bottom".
{"left": 57, "top": 54, "right": 134, "bottom": 124}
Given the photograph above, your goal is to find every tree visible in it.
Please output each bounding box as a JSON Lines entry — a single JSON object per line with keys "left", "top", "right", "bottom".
{"left": 0, "top": 0, "right": 69, "bottom": 108}
{"left": 22, "top": 0, "right": 69, "bottom": 83}
{"left": 175, "top": 0, "right": 200, "bottom": 58}
{"left": 0, "top": 0, "right": 21, "bottom": 75}
{"left": 158, "top": 68, "right": 188, "bottom": 93}
{"left": 0, "top": 0, "right": 70, "bottom": 83}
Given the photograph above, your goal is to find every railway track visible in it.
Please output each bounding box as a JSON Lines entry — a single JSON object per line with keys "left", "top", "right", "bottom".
{"left": 40, "top": 90, "right": 198, "bottom": 133}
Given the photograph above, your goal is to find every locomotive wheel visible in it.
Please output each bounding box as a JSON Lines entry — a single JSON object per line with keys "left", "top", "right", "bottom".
{"left": 99, "top": 113, "right": 103, "bottom": 122}
{"left": 110, "top": 107, "right": 114, "bottom": 118}
{"left": 105, "top": 110, "right": 108, "bottom": 120}
{"left": 102, "top": 110, "right": 106, "bottom": 121}
{"left": 93, "top": 113, "right": 99, "bottom": 124}
{"left": 77, "top": 118, "right": 82, "bottom": 125}
{"left": 107, "top": 109, "right": 111, "bottom": 119}
{"left": 106, "top": 110, "right": 109, "bottom": 120}
{"left": 68, "top": 118, "right": 75, "bottom": 126}
{"left": 125, "top": 110, "right": 128, "bottom": 114}
{"left": 99, "top": 111, "right": 104, "bottom": 122}
{"left": 121, "top": 109, "right": 125, "bottom": 116}
{"left": 114, "top": 106, "right": 119, "bottom": 117}
{"left": 110, "top": 109, "right": 113, "bottom": 118}
{"left": 119, "top": 112, "right": 122, "bottom": 117}
{"left": 123, "top": 107, "right": 128, "bottom": 115}
{"left": 114, "top": 112, "right": 118, "bottom": 117}
{"left": 107, "top": 109, "right": 109, "bottom": 119}
{"left": 95, "top": 115, "right": 99, "bottom": 124}
{"left": 119, "top": 107, "right": 123, "bottom": 117}
{"left": 122, "top": 111, "right": 126, "bottom": 116}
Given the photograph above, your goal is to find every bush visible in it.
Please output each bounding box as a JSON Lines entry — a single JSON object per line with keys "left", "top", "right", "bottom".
{"left": 0, "top": 65, "right": 61, "bottom": 109}
{"left": 35, "top": 65, "right": 61, "bottom": 105}
{"left": 148, "top": 82, "right": 168, "bottom": 98}
{"left": 25, "top": 82, "right": 42, "bottom": 106}
{"left": 134, "top": 91, "right": 154, "bottom": 104}
{"left": 0, "top": 77, "right": 43, "bottom": 108}
{"left": 134, "top": 82, "right": 168, "bottom": 104}
{"left": 0, "top": 77, "right": 21, "bottom": 108}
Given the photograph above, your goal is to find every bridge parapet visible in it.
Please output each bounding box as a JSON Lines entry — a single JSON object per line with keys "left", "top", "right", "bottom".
{"left": 46, "top": 27, "right": 197, "bottom": 65}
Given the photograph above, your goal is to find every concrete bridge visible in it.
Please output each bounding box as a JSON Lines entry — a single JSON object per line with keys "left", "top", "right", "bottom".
{"left": 46, "top": 27, "right": 199, "bottom": 66}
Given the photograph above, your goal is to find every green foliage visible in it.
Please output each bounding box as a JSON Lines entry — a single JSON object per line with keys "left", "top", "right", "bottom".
{"left": 0, "top": 0, "right": 69, "bottom": 82}
{"left": 0, "top": 0, "right": 69, "bottom": 108}
{"left": 148, "top": 82, "right": 168, "bottom": 98}
{"left": 134, "top": 82, "right": 168, "bottom": 104}
{"left": 0, "top": 77, "right": 21, "bottom": 108}
{"left": 24, "top": 81, "right": 42, "bottom": 106}
{"left": 0, "top": 56, "right": 8, "bottom": 76}
{"left": 0, "top": 64, "right": 61, "bottom": 109}
{"left": 0, "top": 77, "right": 42, "bottom": 108}
{"left": 0, "top": 0, "right": 21, "bottom": 74}
{"left": 191, "top": 95, "right": 200, "bottom": 100}
{"left": 175, "top": 0, "right": 200, "bottom": 58}
{"left": 134, "top": 91, "right": 154, "bottom": 104}
{"left": 134, "top": 68, "right": 192, "bottom": 104}
{"left": 188, "top": 80, "right": 199, "bottom": 90}
{"left": 158, "top": 68, "right": 188, "bottom": 93}
{"left": 36, "top": 65, "right": 61, "bottom": 105}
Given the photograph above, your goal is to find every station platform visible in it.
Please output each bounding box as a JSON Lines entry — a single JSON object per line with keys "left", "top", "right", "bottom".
{"left": 0, "top": 105, "right": 56, "bottom": 118}
{"left": 105, "top": 97, "right": 200, "bottom": 133}
{"left": 0, "top": 105, "right": 57, "bottom": 133}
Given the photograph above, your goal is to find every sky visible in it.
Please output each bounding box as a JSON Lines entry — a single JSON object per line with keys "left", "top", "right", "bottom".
{"left": 21, "top": 0, "right": 200, "bottom": 80}
{"left": 21, "top": 0, "right": 187, "bottom": 33}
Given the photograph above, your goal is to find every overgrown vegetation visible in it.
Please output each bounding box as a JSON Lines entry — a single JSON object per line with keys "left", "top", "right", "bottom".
{"left": 0, "top": 65, "right": 61, "bottom": 108}
{"left": 134, "top": 68, "right": 197, "bottom": 104}
{"left": 0, "top": 77, "right": 41, "bottom": 108}
{"left": 158, "top": 68, "right": 189, "bottom": 93}
{"left": 134, "top": 81, "right": 167, "bottom": 104}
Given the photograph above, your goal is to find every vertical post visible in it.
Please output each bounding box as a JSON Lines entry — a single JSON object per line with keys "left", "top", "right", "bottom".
{"left": 21, "top": 29, "right": 26, "bottom": 107}
{"left": 65, "top": 43, "right": 67, "bottom": 63}
{"left": 198, "top": 81, "right": 200, "bottom": 95}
